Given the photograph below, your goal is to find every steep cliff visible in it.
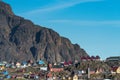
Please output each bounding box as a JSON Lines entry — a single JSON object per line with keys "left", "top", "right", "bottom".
{"left": 0, "top": 1, "right": 88, "bottom": 63}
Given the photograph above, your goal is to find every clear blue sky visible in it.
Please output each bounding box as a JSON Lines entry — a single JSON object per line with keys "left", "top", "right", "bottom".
{"left": 4, "top": 0, "right": 120, "bottom": 60}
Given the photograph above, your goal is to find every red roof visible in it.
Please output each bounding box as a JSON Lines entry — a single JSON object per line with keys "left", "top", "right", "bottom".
{"left": 81, "top": 56, "right": 100, "bottom": 61}
{"left": 64, "top": 62, "right": 69, "bottom": 65}
{"left": 111, "top": 66, "right": 118, "bottom": 72}
{"left": 87, "top": 56, "right": 91, "bottom": 60}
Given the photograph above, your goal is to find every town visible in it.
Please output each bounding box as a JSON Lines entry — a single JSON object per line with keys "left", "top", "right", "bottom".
{"left": 0, "top": 56, "right": 120, "bottom": 80}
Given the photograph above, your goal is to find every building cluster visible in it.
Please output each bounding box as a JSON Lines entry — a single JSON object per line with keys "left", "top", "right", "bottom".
{"left": 106, "top": 56, "right": 120, "bottom": 62}
{"left": 81, "top": 56, "right": 100, "bottom": 61}
{"left": 106, "top": 56, "right": 120, "bottom": 74}
{"left": 0, "top": 56, "right": 120, "bottom": 79}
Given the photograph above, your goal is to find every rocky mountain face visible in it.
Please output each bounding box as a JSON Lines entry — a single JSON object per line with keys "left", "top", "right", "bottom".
{"left": 0, "top": 1, "right": 88, "bottom": 63}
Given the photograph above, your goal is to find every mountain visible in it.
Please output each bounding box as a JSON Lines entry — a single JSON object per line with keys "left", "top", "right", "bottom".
{"left": 0, "top": 1, "right": 88, "bottom": 63}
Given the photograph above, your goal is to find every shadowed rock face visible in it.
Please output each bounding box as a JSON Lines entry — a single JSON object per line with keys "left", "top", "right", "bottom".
{"left": 0, "top": 1, "right": 89, "bottom": 63}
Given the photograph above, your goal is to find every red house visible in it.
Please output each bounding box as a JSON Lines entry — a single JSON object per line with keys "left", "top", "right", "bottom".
{"left": 48, "top": 64, "right": 63, "bottom": 72}
{"left": 50, "top": 67, "right": 63, "bottom": 72}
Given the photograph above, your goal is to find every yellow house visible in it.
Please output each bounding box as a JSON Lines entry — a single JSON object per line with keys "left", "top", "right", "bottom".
{"left": 96, "top": 68, "right": 103, "bottom": 74}
{"left": 0, "top": 66, "right": 5, "bottom": 70}
{"left": 73, "top": 74, "right": 78, "bottom": 80}
{"left": 116, "top": 67, "right": 120, "bottom": 73}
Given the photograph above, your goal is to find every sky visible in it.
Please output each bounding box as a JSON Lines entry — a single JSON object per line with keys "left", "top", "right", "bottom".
{"left": 3, "top": 0, "right": 120, "bottom": 60}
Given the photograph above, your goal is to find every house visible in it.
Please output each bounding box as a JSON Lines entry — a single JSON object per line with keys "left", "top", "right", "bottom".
{"left": 0, "top": 61, "right": 8, "bottom": 68}
{"left": 40, "top": 66, "right": 48, "bottom": 71}
{"left": 68, "top": 61, "right": 72, "bottom": 65}
{"left": 27, "top": 63, "right": 32, "bottom": 67}
{"left": 21, "top": 61, "right": 28, "bottom": 68}
{"left": 74, "top": 70, "right": 79, "bottom": 75}
{"left": 81, "top": 57, "right": 87, "bottom": 61}
{"left": 62, "top": 76, "right": 66, "bottom": 80}
{"left": 50, "top": 65, "right": 63, "bottom": 72}
{"left": 91, "top": 56, "right": 96, "bottom": 61}
{"left": 86, "top": 56, "right": 92, "bottom": 61}
{"left": 32, "top": 63, "right": 37, "bottom": 66}
{"left": 0, "top": 62, "right": 5, "bottom": 66}
{"left": 48, "top": 63, "right": 63, "bottom": 72}
{"left": 106, "top": 56, "right": 120, "bottom": 62}
{"left": 96, "top": 68, "right": 104, "bottom": 74}
{"left": 90, "top": 69, "right": 96, "bottom": 74}
{"left": 11, "top": 75, "right": 17, "bottom": 79}
{"left": 11, "top": 65, "right": 16, "bottom": 68}
{"left": 50, "top": 67, "right": 63, "bottom": 72}
{"left": 95, "top": 56, "right": 100, "bottom": 61}
{"left": 2, "top": 61, "right": 7, "bottom": 64}
{"left": 16, "top": 62, "right": 21, "bottom": 68}
{"left": 47, "top": 77, "right": 53, "bottom": 80}
{"left": 75, "top": 60, "right": 78, "bottom": 63}
{"left": 5, "top": 75, "right": 11, "bottom": 79}
{"left": 78, "top": 70, "right": 82, "bottom": 76}
{"left": 53, "top": 75, "right": 57, "bottom": 80}
{"left": 24, "top": 73, "right": 29, "bottom": 79}
{"left": 73, "top": 74, "right": 78, "bottom": 80}
{"left": 5, "top": 64, "right": 11, "bottom": 68}
{"left": 16, "top": 75, "right": 24, "bottom": 79}
{"left": 28, "top": 60, "right": 33, "bottom": 64}
{"left": 111, "top": 66, "right": 120, "bottom": 74}
{"left": 68, "top": 76, "right": 72, "bottom": 80}
{"left": 47, "top": 72, "right": 53, "bottom": 78}
{"left": 2, "top": 70, "right": 9, "bottom": 75}
{"left": 64, "top": 62, "right": 69, "bottom": 66}
{"left": 116, "top": 67, "right": 120, "bottom": 74}
{"left": 0, "top": 65, "right": 5, "bottom": 70}
{"left": 29, "top": 74, "right": 35, "bottom": 79}
{"left": 38, "top": 60, "right": 44, "bottom": 65}
{"left": 81, "top": 56, "right": 100, "bottom": 61}
{"left": 34, "top": 75, "right": 39, "bottom": 80}
{"left": 10, "top": 62, "right": 16, "bottom": 68}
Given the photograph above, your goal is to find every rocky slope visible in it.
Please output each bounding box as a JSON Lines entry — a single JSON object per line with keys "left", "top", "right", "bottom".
{"left": 0, "top": 1, "right": 88, "bottom": 63}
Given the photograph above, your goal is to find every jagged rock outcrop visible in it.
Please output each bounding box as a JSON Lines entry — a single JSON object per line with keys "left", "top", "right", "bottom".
{"left": 0, "top": 1, "right": 89, "bottom": 63}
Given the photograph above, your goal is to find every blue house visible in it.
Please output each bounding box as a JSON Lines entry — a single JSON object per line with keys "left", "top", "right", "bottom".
{"left": 5, "top": 64, "right": 12, "bottom": 68}
{"left": 21, "top": 61, "right": 28, "bottom": 68}
{"left": 22, "top": 61, "right": 27, "bottom": 65}
{"left": 38, "top": 60, "right": 44, "bottom": 65}
{"left": 5, "top": 75, "right": 11, "bottom": 79}
{"left": 2, "top": 70, "right": 9, "bottom": 75}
